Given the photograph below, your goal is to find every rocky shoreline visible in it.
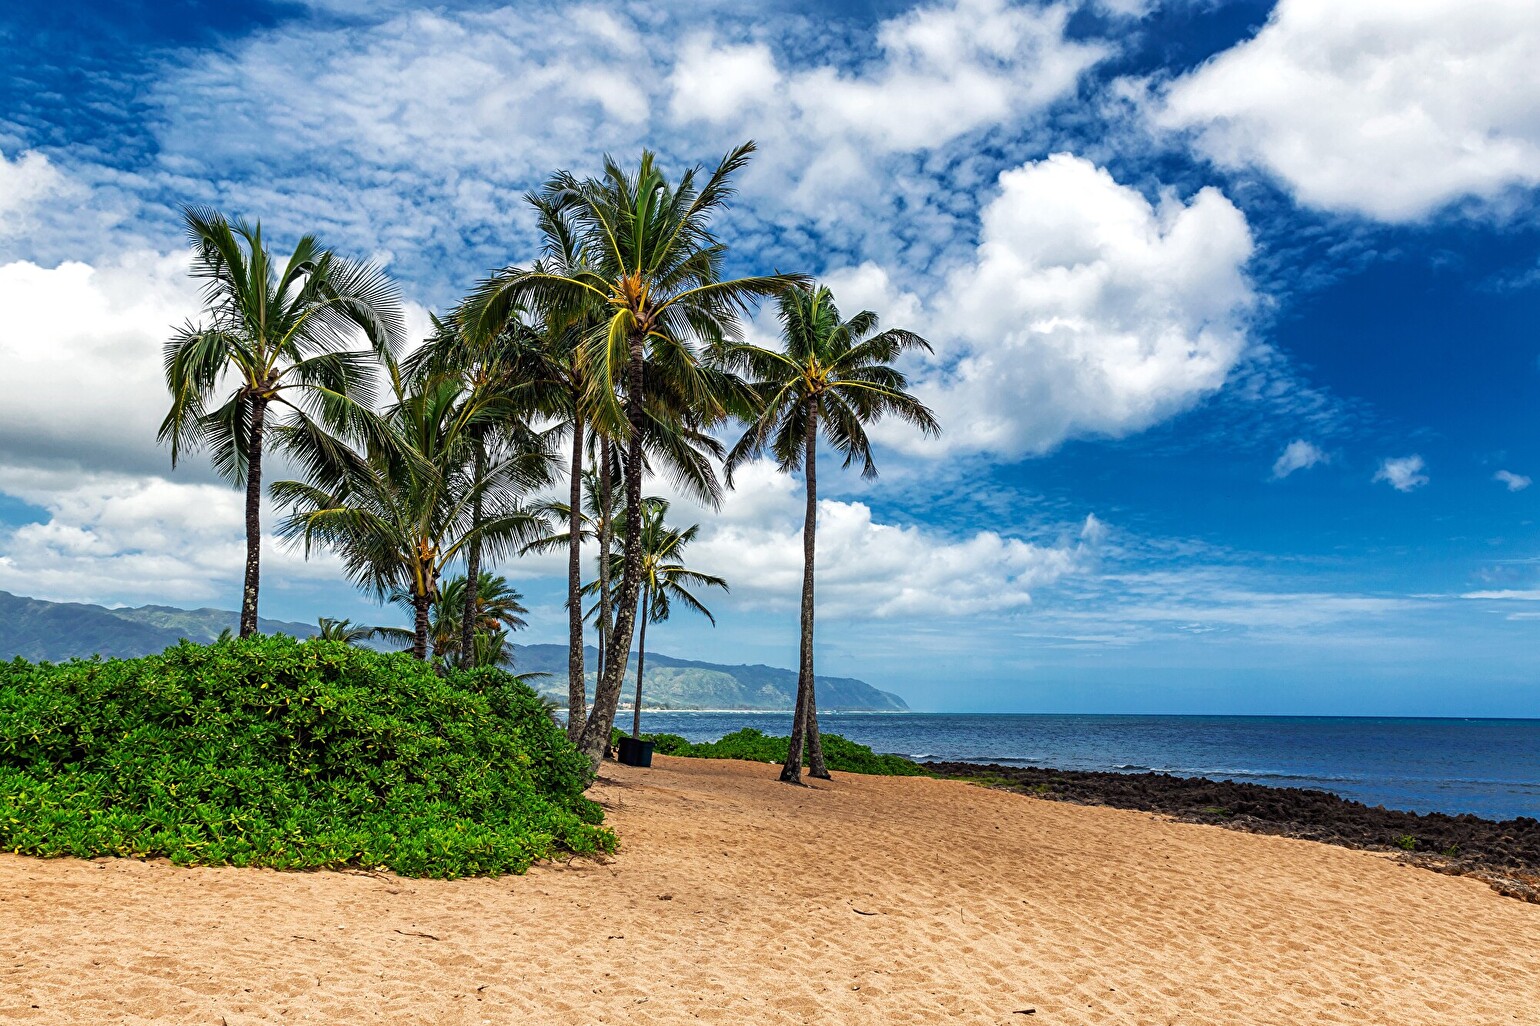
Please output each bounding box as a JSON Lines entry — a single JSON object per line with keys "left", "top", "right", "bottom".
{"left": 925, "top": 761, "right": 1540, "bottom": 903}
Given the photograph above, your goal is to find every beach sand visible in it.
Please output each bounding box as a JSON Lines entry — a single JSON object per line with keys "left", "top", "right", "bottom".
{"left": 3, "top": 756, "right": 1537, "bottom": 1025}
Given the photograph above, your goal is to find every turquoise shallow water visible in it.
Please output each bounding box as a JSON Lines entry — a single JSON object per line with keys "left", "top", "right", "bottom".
{"left": 631, "top": 711, "right": 1540, "bottom": 821}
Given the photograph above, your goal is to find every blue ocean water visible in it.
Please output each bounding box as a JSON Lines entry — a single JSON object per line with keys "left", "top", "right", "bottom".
{"left": 632, "top": 711, "right": 1540, "bottom": 821}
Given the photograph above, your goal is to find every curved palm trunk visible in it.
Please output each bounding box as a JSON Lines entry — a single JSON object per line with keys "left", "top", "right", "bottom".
{"left": 460, "top": 442, "right": 486, "bottom": 666}
{"left": 239, "top": 394, "right": 269, "bottom": 639}
{"left": 567, "top": 408, "right": 587, "bottom": 739}
{"left": 631, "top": 590, "right": 649, "bottom": 739}
{"left": 781, "top": 402, "right": 821, "bottom": 783}
{"left": 412, "top": 591, "right": 432, "bottom": 660}
{"left": 578, "top": 336, "right": 647, "bottom": 768}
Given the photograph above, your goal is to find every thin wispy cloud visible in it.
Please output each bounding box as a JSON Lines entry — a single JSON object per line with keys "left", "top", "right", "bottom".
{"left": 1494, "top": 469, "right": 1532, "bottom": 492}
{"left": 1271, "top": 439, "right": 1326, "bottom": 479}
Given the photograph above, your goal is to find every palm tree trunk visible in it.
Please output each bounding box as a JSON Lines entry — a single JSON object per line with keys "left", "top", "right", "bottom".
{"left": 412, "top": 591, "right": 432, "bottom": 660}
{"left": 781, "top": 401, "right": 820, "bottom": 784}
{"left": 632, "top": 590, "right": 649, "bottom": 739}
{"left": 597, "top": 435, "right": 613, "bottom": 686}
{"left": 567, "top": 408, "right": 587, "bottom": 739}
{"left": 239, "top": 394, "right": 269, "bottom": 639}
{"left": 579, "top": 337, "right": 647, "bottom": 768}
{"left": 460, "top": 442, "right": 486, "bottom": 666}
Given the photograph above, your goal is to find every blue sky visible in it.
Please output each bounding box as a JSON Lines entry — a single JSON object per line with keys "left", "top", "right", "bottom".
{"left": 1, "top": 0, "right": 1537, "bottom": 715}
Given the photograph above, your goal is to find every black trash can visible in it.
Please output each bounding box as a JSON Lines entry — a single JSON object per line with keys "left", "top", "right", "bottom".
{"left": 617, "top": 736, "right": 655, "bottom": 768}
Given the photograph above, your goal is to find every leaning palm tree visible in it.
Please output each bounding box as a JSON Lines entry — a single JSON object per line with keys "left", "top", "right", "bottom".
{"left": 464, "top": 142, "right": 802, "bottom": 767}
{"left": 589, "top": 498, "right": 726, "bottom": 740}
{"left": 273, "top": 378, "right": 551, "bottom": 659}
{"left": 160, "top": 207, "right": 404, "bottom": 636}
{"left": 724, "top": 284, "right": 939, "bottom": 784}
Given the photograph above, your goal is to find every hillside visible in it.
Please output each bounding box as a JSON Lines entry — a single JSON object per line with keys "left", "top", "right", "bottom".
{"left": 0, "top": 591, "right": 316, "bottom": 662}
{"left": 513, "top": 644, "right": 909, "bottom": 712}
{"left": 0, "top": 593, "right": 907, "bottom": 712}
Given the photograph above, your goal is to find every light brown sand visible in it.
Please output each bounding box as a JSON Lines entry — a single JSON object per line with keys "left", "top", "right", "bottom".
{"left": 3, "top": 756, "right": 1537, "bottom": 1025}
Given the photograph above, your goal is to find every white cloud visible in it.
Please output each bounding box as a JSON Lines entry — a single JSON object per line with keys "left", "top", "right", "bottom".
{"left": 0, "top": 251, "right": 202, "bottom": 475}
{"left": 1272, "top": 439, "right": 1327, "bottom": 479}
{"left": 1156, "top": 0, "right": 1540, "bottom": 221}
{"left": 1461, "top": 589, "right": 1540, "bottom": 601}
{"left": 1494, "top": 469, "right": 1532, "bottom": 492}
{"left": 681, "top": 461, "right": 1096, "bottom": 619}
{"left": 668, "top": 38, "right": 782, "bottom": 124}
{"left": 890, "top": 153, "right": 1255, "bottom": 458}
{"left": 0, "top": 150, "right": 67, "bottom": 241}
{"left": 1374, "top": 454, "right": 1428, "bottom": 492}
{"left": 0, "top": 467, "right": 340, "bottom": 606}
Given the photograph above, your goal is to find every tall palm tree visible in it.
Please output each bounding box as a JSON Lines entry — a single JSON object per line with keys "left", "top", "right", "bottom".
{"left": 589, "top": 498, "right": 726, "bottom": 740}
{"left": 273, "top": 378, "right": 551, "bottom": 659}
{"left": 160, "top": 207, "right": 404, "bottom": 636}
{"left": 465, "top": 142, "right": 801, "bottom": 767}
{"left": 725, "top": 284, "right": 939, "bottom": 784}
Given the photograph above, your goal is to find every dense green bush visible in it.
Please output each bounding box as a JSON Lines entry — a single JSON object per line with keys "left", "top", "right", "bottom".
{"left": 0, "top": 636, "right": 614, "bottom": 877}
{"left": 613, "top": 726, "right": 927, "bottom": 776}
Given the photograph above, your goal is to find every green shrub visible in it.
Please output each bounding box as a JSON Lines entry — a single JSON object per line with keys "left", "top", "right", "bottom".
{"left": 0, "top": 636, "right": 614, "bottom": 877}
{"left": 612, "top": 726, "right": 927, "bottom": 776}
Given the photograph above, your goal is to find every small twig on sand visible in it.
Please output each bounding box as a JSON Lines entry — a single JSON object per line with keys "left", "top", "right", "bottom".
{"left": 393, "top": 929, "right": 441, "bottom": 941}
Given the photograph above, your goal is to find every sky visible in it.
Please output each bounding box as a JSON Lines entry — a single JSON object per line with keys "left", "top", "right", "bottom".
{"left": 1, "top": 0, "right": 1538, "bottom": 716}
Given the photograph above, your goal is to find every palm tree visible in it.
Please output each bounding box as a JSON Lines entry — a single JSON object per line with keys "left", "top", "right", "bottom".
{"left": 273, "top": 378, "right": 551, "bottom": 659}
{"left": 725, "top": 284, "right": 939, "bottom": 784}
{"left": 590, "top": 498, "right": 726, "bottom": 740}
{"left": 404, "top": 314, "right": 551, "bottom": 667}
{"left": 160, "top": 207, "right": 404, "bottom": 637}
{"left": 464, "top": 142, "right": 802, "bottom": 767}
{"left": 313, "top": 617, "right": 384, "bottom": 644}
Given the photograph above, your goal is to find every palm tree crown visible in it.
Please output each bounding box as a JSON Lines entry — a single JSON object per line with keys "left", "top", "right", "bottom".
{"left": 161, "top": 207, "right": 404, "bottom": 636}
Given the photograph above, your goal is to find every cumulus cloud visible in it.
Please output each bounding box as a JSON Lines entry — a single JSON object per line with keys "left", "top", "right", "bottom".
{"left": 888, "top": 153, "right": 1255, "bottom": 458}
{"left": 0, "top": 251, "right": 202, "bottom": 475}
{"left": 0, "top": 467, "right": 340, "bottom": 606}
{"left": 1373, "top": 454, "right": 1428, "bottom": 492}
{"left": 1271, "top": 439, "right": 1327, "bottom": 479}
{"left": 0, "top": 150, "right": 67, "bottom": 242}
{"left": 1156, "top": 0, "right": 1540, "bottom": 221}
{"left": 1494, "top": 469, "right": 1532, "bottom": 492}
{"left": 681, "top": 461, "right": 1097, "bottom": 619}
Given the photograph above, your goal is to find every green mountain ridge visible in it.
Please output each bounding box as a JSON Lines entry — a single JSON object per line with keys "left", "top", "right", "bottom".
{"left": 0, "top": 592, "right": 908, "bottom": 712}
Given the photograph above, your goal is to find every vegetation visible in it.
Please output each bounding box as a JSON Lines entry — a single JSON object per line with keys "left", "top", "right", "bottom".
{"left": 611, "top": 727, "right": 926, "bottom": 776}
{"left": 0, "top": 636, "right": 612, "bottom": 877}
{"left": 159, "top": 207, "right": 404, "bottom": 637}
{"left": 724, "top": 284, "right": 937, "bottom": 783}
{"left": 463, "top": 143, "right": 805, "bottom": 767}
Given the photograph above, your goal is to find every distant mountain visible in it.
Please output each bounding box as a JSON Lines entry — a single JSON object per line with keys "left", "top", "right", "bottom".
{"left": 0, "top": 591, "right": 316, "bottom": 662}
{"left": 0, "top": 591, "right": 908, "bottom": 712}
{"left": 512, "top": 644, "right": 908, "bottom": 713}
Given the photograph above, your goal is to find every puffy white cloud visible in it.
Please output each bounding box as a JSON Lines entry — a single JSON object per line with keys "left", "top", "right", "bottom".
{"left": 0, "top": 467, "right": 340, "bottom": 606}
{"left": 1272, "top": 439, "right": 1327, "bottom": 479}
{"left": 0, "top": 150, "right": 67, "bottom": 241}
{"left": 1494, "top": 469, "right": 1532, "bottom": 492}
{"left": 1373, "top": 454, "right": 1428, "bottom": 492}
{"left": 1156, "top": 0, "right": 1540, "bottom": 221}
{"left": 668, "top": 38, "right": 782, "bottom": 124}
{"left": 0, "top": 251, "right": 202, "bottom": 475}
{"left": 889, "top": 153, "right": 1255, "bottom": 457}
{"left": 682, "top": 460, "right": 1097, "bottom": 619}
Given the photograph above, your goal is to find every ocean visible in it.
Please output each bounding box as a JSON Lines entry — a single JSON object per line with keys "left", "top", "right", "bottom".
{"left": 632, "top": 711, "right": 1540, "bottom": 822}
